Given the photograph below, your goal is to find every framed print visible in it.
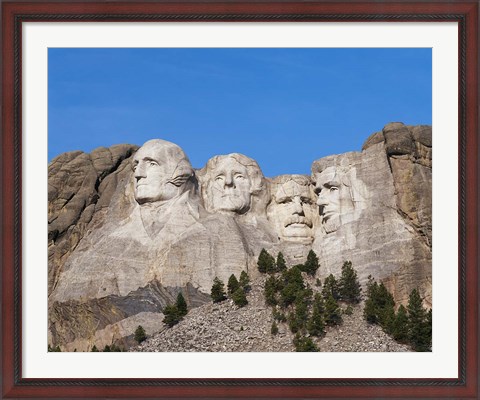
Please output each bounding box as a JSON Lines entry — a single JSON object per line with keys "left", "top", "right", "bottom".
{"left": 2, "top": 1, "right": 478, "bottom": 398}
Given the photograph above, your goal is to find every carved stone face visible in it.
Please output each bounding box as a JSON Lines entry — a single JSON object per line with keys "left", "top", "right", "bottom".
{"left": 132, "top": 140, "right": 193, "bottom": 205}
{"left": 208, "top": 157, "right": 252, "bottom": 214}
{"left": 267, "top": 176, "right": 315, "bottom": 242}
{"left": 314, "top": 166, "right": 355, "bottom": 233}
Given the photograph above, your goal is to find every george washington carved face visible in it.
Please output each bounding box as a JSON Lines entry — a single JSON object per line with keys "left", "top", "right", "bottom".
{"left": 132, "top": 139, "right": 194, "bottom": 205}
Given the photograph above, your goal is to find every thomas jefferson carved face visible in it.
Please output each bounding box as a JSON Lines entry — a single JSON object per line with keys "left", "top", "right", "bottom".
{"left": 210, "top": 157, "right": 252, "bottom": 214}
{"left": 201, "top": 154, "right": 265, "bottom": 215}
{"left": 267, "top": 175, "right": 315, "bottom": 242}
{"left": 132, "top": 139, "right": 194, "bottom": 205}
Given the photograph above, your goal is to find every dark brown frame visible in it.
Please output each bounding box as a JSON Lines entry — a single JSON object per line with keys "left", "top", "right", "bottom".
{"left": 2, "top": 1, "right": 478, "bottom": 398}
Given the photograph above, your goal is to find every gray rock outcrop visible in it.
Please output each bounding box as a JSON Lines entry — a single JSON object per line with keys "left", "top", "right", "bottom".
{"left": 48, "top": 122, "right": 432, "bottom": 350}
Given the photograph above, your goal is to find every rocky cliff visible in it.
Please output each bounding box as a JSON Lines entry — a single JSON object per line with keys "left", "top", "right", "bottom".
{"left": 48, "top": 122, "right": 432, "bottom": 351}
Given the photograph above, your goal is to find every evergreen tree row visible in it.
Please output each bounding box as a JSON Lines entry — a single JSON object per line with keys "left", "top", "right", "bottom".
{"left": 259, "top": 248, "right": 362, "bottom": 352}
{"left": 363, "top": 276, "right": 432, "bottom": 351}
{"left": 211, "top": 271, "right": 250, "bottom": 308}
{"left": 163, "top": 292, "right": 189, "bottom": 328}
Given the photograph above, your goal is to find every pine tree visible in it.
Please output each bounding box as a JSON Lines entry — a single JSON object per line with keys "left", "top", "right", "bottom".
{"left": 338, "top": 261, "right": 362, "bottom": 303}
{"left": 271, "top": 321, "right": 279, "bottom": 335}
{"left": 257, "top": 248, "right": 275, "bottom": 274}
{"left": 91, "top": 345, "right": 99, "bottom": 352}
{"left": 293, "top": 334, "right": 319, "bottom": 352}
{"left": 276, "top": 252, "right": 287, "bottom": 272}
{"left": 163, "top": 304, "right": 181, "bottom": 327}
{"left": 304, "top": 250, "right": 320, "bottom": 276}
{"left": 103, "top": 345, "right": 111, "bottom": 352}
{"left": 324, "top": 292, "right": 342, "bottom": 326}
{"left": 288, "top": 311, "right": 300, "bottom": 333}
{"left": 232, "top": 287, "right": 248, "bottom": 307}
{"left": 307, "top": 293, "right": 325, "bottom": 337}
{"left": 392, "top": 305, "right": 409, "bottom": 343}
{"left": 407, "top": 289, "right": 431, "bottom": 351}
{"left": 239, "top": 270, "right": 251, "bottom": 292}
{"left": 377, "top": 283, "right": 395, "bottom": 334}
{"left": 363, "top": 276, "right": 380, "bottom": 324}
{"left": 134, "top": 325, "right": 147, "bottom": 344}
{"left": 322, "top": 274, "right": 340, "bottom": 301}
{"left": 211, "top": 277, "right": 227, "bottom": 303}
{"left": 280, "top": 266, "right": 305, "bottom": 307}
{"left": 264, "top": 275, "right": 278, "bottom": 306}
{"left": 227, "top": 274, "right": 240, "bottom": 296}
{"left": 176, "top": 292, "right": 188, "bottom": 317}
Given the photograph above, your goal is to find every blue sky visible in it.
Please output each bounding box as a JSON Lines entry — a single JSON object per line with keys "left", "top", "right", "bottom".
{"left": 48, "top": 48, "right": 431, "bottom": 177}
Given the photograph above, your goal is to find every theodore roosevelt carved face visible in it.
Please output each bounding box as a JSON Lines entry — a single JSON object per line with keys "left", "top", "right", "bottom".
{"left": 132, "top": 139, "right": 195, "bottom": 205}
{"left": 200, "top": 154, "right": 265, "bottom": 215}
{"left": 267, "top": 175, "right": 316, "bottom": 242}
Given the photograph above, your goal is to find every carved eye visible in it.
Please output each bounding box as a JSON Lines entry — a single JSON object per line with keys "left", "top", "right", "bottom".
{"left": 215, "top": 175, "right": 224, "bottom": 182}
{"left": 301, "top": 197, "right": 313, "bottom": 205}
{"left": 149, "top": 161, "right": 158, "bottom": 167}
{"left": 234, "top": 174, "right": 244, "bottom": 180}
{"left": 132, "top": 162, "right": 138, "bottom": 171}
{"left": 330, "top": 186, "right": 338, "bottom": 192}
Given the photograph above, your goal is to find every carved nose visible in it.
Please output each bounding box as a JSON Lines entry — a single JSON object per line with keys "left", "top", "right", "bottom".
{"left": 293, "top": 198, "right": 304, "bottom": 215}
{"left": 134, "top": 163, "right": 147, "bottom": 179}
{"left": 317, "top": 197, "right": 328, "bottom": 207}
{"left": 224, "top": 174, "right": 235, "bottom": 188}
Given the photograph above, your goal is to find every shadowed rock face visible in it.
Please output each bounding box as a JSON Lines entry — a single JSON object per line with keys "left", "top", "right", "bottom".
{"left": 48, "top": 123, "right": 432, "bottom": 349}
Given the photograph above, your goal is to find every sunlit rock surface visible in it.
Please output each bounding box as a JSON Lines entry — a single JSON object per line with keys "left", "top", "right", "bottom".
{"left": 48, "top": 122, "right": 431, "bottom": 350}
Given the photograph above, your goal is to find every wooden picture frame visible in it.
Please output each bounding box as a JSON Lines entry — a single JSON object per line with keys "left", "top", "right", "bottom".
{"left": 2, "top": 1, "right": 478, "bottom": 398}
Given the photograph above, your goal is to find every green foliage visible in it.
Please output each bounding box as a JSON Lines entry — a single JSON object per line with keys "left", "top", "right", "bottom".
{"left": 271, "top": 321, "right": 279, "bottom": 335}
{"left": 163, "top": 304, "right": 181, "bottom": 327}
{"left": 91, "top": 345, "right": 99, "bottom": 352}
{"left": 288, "top": 311, "right": 300, "bottom": 333}
{"left": 392, "top": 305, "right": 409, "bottom": 343}
{"left": 134, "top": 325, "right": 147, "bottom": 344}
{"left": 322, "top": 274, "right": 340, "bottom": 301}
{"left": 338, "top": 261, "right": 362, "bottom": 303}
{"left": 227, "top": 274, "right": 240, "bottom": 296}
{"left": 377, "top": 283, "right": 396, "bottom": 333}
{"left": 272, "top": 307, "right": 287, "bottom": 323}
{"left": 264, "top": 275, "right": 279, "bottom": 306}
{"left": 239, "top": 270, "right": 251, "bottom": 292}
{"left": 303, "top": 250, "right": 320, "bottom": 276}
{"left": 257, "top": 248, "right": 275, "bottom": 274}
{"left": 407, "top": 289, "right": 431, "bottom": 351}
{"left": 176, "top": 292, "right": 188, "bottom": 317}
{"left": 276, "top": 252, "right": 287, "bottom": 272}
{"left": 293, "top": 334, "right": 319, "bottom": 352}
{"left": 211, "top": 277, "right": 227, "bottom": 303}
{"left": 110, "top": 344, "right": 122, "bottom": 352}
{"left": 307, "top": 293, "right": 325, "bottom": 337}
{"left": 48, "top": 344, "right": 62, "bottom": 352}
{"left": 315, "top": 278, "right": 322, "bottom": 287}
{"left": 324, "top": 292, "right": 342, "bottom": 326}
{"left": 363, "top": 279, "right": 432, "bottom": 351}
{"left": 232, "top": 287, "right": 248, "bottom": 307}
{"left": 363, "top": 276, "right": 380, "bottom": 324}
{"left": 280, "top": 266, "right": 305, "bottom": 307}
{"left": 344, "top": 305, "right": 354, "bottom": 316}
{"left": 363, "top": 276, "right": 395, "bottom": 333}
{"left": 103, "top": 345, "right": 111, "bottom": 352}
